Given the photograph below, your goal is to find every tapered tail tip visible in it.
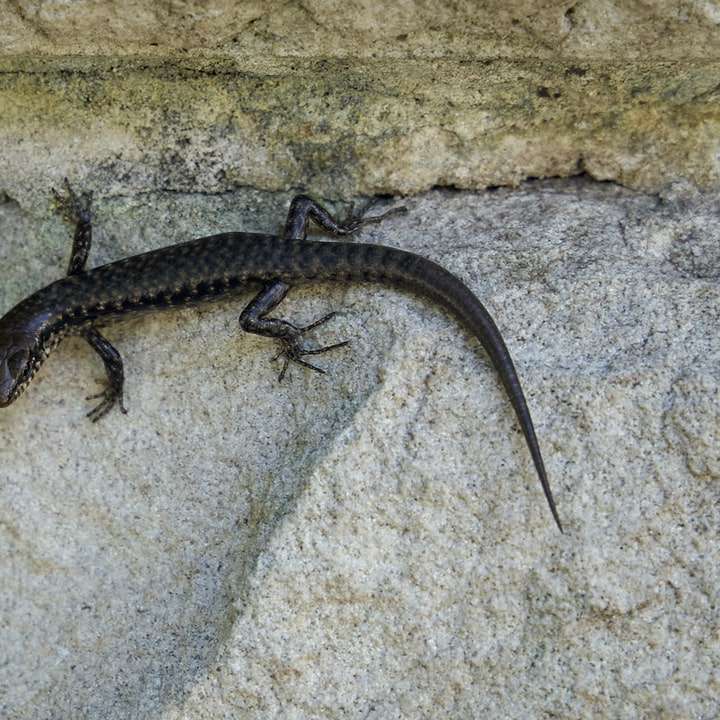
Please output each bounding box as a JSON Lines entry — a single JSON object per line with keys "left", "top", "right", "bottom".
{"left": 545, "top": 487, "right": 564, "bottom": 533}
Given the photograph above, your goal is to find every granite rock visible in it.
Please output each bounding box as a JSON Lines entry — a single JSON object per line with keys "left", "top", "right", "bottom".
{"left": 1, "top": 181, "right": 718, "bottom": 719}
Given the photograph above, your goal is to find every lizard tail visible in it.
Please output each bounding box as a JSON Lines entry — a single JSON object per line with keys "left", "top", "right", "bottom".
{"left": 299, "top": 241, "right": 563, "bottom": 532}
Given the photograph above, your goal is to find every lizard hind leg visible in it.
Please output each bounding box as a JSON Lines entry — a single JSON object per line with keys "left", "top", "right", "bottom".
{"left": 239, "top": 283, "right": 350, "bottom": 382}
{"left": 283, "top": 193, "right": 406, "bottom": 241}
{"left": 240, "top": 193, "right": 404, "bottom": 378}
{"left": 242, "top": 193, "right": 404, "bottom": 377}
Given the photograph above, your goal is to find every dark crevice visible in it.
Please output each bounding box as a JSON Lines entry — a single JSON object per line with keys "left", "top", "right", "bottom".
{"left": 425, "top": 170, "right": 658, "bottom": 200}
{"left": 0, "top": 190, "right": 21, "bottom": 207}
{"left": 564, "top": 3, "right": 577, "bottom": 32}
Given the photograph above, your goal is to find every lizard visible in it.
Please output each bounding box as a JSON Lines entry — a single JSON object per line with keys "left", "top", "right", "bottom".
{"left": 0, "top": 182, "right": 562, "bottom": 531}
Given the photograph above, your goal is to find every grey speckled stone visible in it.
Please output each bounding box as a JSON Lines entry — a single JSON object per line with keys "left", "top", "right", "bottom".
{"left": 1, "top": 180, "right": 718, "bottom": 719}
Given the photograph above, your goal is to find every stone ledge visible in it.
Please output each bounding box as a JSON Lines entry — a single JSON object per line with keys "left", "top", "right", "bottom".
{"left": 1, "top": 56, "right": 719, "bottom": 207}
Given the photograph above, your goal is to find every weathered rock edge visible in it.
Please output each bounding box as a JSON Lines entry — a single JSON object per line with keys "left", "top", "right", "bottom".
{"left": 1, "top": 56, "right": 718, "bottom": 207}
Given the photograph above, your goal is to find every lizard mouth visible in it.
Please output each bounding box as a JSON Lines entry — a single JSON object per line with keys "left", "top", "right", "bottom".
{"left": 0, "top": 383, "right": 13, "bottom": 407}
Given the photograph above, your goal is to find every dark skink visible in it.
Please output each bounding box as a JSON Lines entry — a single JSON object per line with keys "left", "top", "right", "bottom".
{"left": 0, "top": 184, "right": 562, "bottom": 531}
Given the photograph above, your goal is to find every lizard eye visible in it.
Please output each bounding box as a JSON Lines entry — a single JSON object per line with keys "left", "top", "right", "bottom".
{"left": 6, "top": 349, "right": 28, "bottom": 378}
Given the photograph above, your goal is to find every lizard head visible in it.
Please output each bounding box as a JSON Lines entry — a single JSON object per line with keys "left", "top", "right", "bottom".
{"left": 0, "top": 327, "right": 45, "bottom": 408}
{"left": 0, "top": 292, "right": 63, "bottom": 408}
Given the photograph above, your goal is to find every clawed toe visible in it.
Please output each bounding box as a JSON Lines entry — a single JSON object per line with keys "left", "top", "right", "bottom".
{"left": 301, "top": 339, "right": 351, "bottom": 356}
{"left": 275, "top": 340, "right": 350, "bottom": 382}
{"left": 86, "top": 396, "right": 113, "bottom": 422}
{"left": 299, "top": 311, "right": 337, "bottom": 333}
{"left": 277, "top": 352, "right": 325, "bottom": 382}
{"left": 85, "top": 387, "right": 126, "bottom": 422}
{"left": 338, "top": 198, "right": 408, "bottom": 236}
{"left": 346, "top": 201, "right": 408, "bottom": 233}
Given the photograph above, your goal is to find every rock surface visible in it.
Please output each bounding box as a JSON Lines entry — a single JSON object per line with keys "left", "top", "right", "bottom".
{"left": 1, "top": 2, "right": 719, "bottom": 203}
{"left": 4, "top": 0, "right": 720, "bottom": 59}
{"left": 1, "top": 181, "right": 718, "bottom": 719}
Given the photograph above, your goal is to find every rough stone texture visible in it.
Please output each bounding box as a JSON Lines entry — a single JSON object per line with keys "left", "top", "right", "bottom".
{"left": 2, "top": 0, "right": 719, "bottom": 59}
{"left": 1, "top": 2, "right": 720, "bottom": 205}
{"left": 1, "top": 181, "right": 718, "bottom": 719}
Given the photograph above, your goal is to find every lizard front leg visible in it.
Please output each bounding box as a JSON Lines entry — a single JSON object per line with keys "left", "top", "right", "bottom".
{"left": 52, "top": 178, "right": 93, "bottom": 275}
{"left": 83, "top": 328, "right": 127, "bottom": 422}
{"left": 53, "top": 180, "right": 128, "bottom": 419}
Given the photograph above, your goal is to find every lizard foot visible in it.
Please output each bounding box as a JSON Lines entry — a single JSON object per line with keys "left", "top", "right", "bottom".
{"left": 85, "top": 385, "right": 127, "bottom": 423}
{"left": 52, "top": 178, "right": 92, "bottom": 225}
{"left": 341, "top": 198, "right": 407, "bottom": 234}
{"left": 272, "top": 312, "right": 350, "bottom": 382}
